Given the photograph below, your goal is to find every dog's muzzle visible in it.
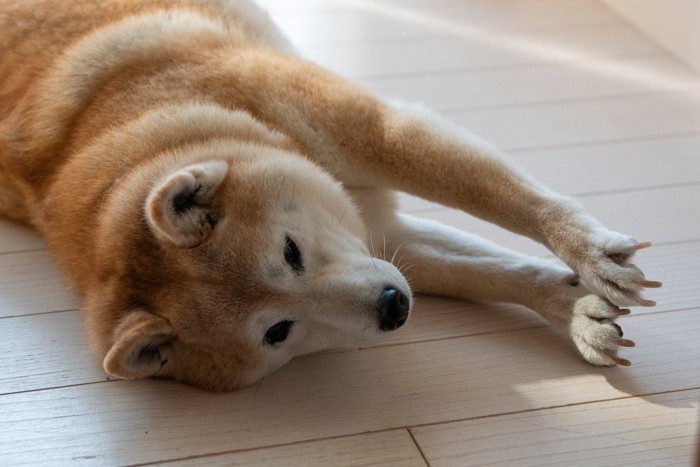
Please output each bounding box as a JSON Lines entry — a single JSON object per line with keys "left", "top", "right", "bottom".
{"left": 378, "top": 287, "right": 410, "bottom": 331}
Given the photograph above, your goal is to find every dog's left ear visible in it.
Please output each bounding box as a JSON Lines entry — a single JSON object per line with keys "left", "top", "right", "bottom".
{"left": 145, "top": 160, "right": 228, "bottom": 248}
{"left": 103, "top": 309, "right": 176, "bottom": 380}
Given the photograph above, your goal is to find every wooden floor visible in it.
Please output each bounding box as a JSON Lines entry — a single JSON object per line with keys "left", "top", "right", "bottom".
{"left": 2, "top": 0, "right": 699, "bottom": 465}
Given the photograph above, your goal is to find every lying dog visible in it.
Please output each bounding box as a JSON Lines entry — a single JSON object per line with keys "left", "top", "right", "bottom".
{"left": 0, "top": 0, "right": 660, "bottom": 390}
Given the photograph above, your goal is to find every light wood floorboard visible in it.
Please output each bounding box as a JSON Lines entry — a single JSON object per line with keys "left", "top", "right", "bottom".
{"left": 1, "top": 310, "right": 698, "bottom": 465}
{"left": 0, "top": 250, "right": 80, "bottom": 318}
{"left": 412, "top": 390, "right": 700, "bottom": 467}
{"left": 361, "top": 55, "right": 699, "bottom": 111}
{"left": 1, "top": 0, "right": 699, "bottom": 465}
{"left": 301, "top": 24, "right": 662, "bottom": 79}
{"left": 163, "top": 430, "right": 428, "bottom": 467}
{"left": 270, "top": 0, "right": 620, "bottom": 46}
{"left": 449, "top": 92, "right": 700, "bottom": 151}
{"left": 0, "top": 219, "right": 44, "bottom": 254}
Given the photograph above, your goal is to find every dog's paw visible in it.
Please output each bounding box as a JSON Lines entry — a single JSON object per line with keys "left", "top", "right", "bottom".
{"left": 572, "top": 230, "right": 661, "bottom": 308}
{"left": 568, "top": 294, "right": 635, "bottom": 366}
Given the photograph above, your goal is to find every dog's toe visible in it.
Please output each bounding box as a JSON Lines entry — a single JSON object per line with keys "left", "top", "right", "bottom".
{"left": 568, "top": 294, "right": 633, "bottom": 367}
{"left": 575, "top": 233, "right": 661, "bottom": 308}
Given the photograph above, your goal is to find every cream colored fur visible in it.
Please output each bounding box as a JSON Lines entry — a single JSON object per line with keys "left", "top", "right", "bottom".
{"left": 0, "top": 0, "right": 660, "bottom": 390}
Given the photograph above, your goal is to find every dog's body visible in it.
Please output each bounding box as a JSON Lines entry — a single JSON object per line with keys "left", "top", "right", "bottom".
{"left": 0, "top": 0, "right": 659, "bottom": 390}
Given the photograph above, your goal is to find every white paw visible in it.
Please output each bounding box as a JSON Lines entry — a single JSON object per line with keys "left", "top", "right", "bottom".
{"left": 573, "top": 229, "right": 661, "bottom": 308}
{"left": 568, "top": 294, "right": 635, "bottom": 366}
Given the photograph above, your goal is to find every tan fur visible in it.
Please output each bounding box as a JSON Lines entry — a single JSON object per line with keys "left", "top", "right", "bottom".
{"left": 0, "top": 0, "right": 658, "bottom": 390}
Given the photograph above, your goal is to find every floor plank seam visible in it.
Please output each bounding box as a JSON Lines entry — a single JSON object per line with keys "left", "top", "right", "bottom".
{"left": 360, "top": 50, "right": 667, "bottom": 82}
{"left": 435, "top": 88, "right": 700, "bottom": 113}
{"left": 297, "top": 19, "right": 625, "bottom": 49}
{"left": 126, "top": 427, "right": 428, "bottom": 467}
{"left": 403, "top": 181, "right": 700, "bottom": 215}
{"left": 505, "top": 130, "right": 700, "bottom": 153}
{"left": 408, "top": 427, "right": 432, "bottom": 467}
{"left": 557, "top": 180, "right": 700, "bottom": 199}
{"left": 0, "top": 247, "right": 48, "bottom": 256}
{"left": 443, "top": 89, "right": 700, "bottom": 115}
{"left": 403, "top": 387, "right": 700, "bottom": 432}
{"left": 0, "top": 379, "right": 113, "bottom": 398}
{"left": 0, "top": 308, "right": 80, "bottom": 321}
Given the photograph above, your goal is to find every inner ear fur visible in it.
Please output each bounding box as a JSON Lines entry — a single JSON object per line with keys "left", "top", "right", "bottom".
{"left": 103, "top": 309, "right": 176, "bottom": 380}
{"left": 145, "top": 160, "right": 228, "bottom": 248}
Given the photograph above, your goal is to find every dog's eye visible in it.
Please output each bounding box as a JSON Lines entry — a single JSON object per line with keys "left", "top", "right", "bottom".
{"left": 284, "top": 236, "right": 303, "bottom": 272}
{"left": 265, "top": 320, "right": 294, "bottom": 345}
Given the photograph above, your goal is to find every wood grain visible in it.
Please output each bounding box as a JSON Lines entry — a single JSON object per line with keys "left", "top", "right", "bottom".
{"left": 0, "top": 250, "right": 79, "bottom": 318}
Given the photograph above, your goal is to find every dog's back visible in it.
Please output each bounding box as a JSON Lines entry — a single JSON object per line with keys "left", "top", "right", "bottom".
{"left": 0, "top": 0, "right": 293, "bottom": 224}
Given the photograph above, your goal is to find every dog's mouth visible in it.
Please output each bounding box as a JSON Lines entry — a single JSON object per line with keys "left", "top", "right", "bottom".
{"left": 377, "top": 286, "right": 411, "bottom": 331}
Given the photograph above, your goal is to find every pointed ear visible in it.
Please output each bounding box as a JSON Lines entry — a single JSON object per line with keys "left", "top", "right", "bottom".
{"left": 145, "top": 160, "right": 228, "bottom": 248}
{"left": 103, "top": 310, "right": 175, "bottom": 380}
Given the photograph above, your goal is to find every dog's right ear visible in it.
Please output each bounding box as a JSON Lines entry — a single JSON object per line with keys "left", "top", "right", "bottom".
{"left": 145, "top": 160, "right": 228, "bottom": 248}
{"left": 103, "top": 310, "right": 175, "bottom": 380}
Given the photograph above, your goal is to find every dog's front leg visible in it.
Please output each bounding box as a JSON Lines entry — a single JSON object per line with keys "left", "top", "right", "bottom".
{"left": 361, "top": 102, "right": 661, "bottom": 309}
{"left": 216, "top": 53, "right": 659, "bottom": 308}
{"left": 354, "top": 191, "right": 635, "bottom": 366}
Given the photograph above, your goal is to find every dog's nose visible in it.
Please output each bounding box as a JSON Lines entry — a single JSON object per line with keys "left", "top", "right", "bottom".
{"left": 378, "top": 287, "right": 410, "bottom": 331}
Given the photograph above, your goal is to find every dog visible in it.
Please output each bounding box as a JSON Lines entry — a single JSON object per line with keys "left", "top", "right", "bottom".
{"left": 0, "top": 0, "right": 661, "bottom": 390}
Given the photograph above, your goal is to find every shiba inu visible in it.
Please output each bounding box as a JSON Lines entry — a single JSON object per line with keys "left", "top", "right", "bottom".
{"left": 0, "top": 0, "right": 661, "bottom": 390}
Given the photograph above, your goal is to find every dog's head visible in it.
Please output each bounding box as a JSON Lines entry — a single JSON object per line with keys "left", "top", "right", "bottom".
{"left": 91, "top": 141, "right": 411, "bottom": 390}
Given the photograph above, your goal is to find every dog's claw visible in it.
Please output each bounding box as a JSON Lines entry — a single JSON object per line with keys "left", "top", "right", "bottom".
{"left": 615, "top": 308, "right": 632, "bottom": 316}
{"left": 635, "top": 297, "right": 657, "bottom": 307}
{"left": 617, "top": 338, "right": 636, "bottom": 347}
{"left": 610, "top": 355, "right": 632, "bottom": 366}
{"left": 641, "top": 280, "right": 663, "bottom": 288}
{"left": 629, "top": 241, "right": 652, "bottom": 251}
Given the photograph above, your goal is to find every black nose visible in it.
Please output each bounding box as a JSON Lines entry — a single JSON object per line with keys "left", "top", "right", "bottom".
{"left": 378, "top": 287, "right": 410, "bottom": 331}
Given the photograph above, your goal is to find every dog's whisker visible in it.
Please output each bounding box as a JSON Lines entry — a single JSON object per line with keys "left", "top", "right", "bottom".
{"left": 382, "top": 234, "right": 387, "bottom": 262}
{"left": 400, "top": 263, "right": 417, "bottom": 276}
{"left": 368, "top": 230, "right": 377, "bottom": 269}
{"left": 390, "top": 242, "right": 406, "bottom": 266}
{"left": 395, "top": 253, "right": 408, "bottom": 270}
